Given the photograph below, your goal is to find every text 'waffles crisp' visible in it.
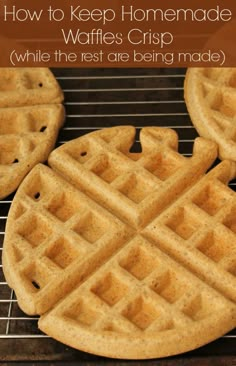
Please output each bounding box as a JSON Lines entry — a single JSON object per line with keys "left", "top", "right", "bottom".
{"left": 184, "top": 67, "right": 236, "bottom": 161}
{"left": 0, "top": 68, "right": 64, "bottom": 199}
{"left": 3, "top": 126, "right": 236, "bottom": 359}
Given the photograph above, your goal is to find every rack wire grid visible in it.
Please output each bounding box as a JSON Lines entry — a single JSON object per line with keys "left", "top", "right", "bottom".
{"left": 0, "top": 68, "right": 235, "bottom": 358}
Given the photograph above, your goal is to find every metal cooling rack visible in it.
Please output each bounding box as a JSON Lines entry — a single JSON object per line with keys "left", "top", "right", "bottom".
{"left": 0, "top": 68, "right": 235, "bottom": 359}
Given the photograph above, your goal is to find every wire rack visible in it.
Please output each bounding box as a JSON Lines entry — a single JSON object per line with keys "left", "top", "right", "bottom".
{"left": 0, "top": 68, "right": 235, "bottom": 360}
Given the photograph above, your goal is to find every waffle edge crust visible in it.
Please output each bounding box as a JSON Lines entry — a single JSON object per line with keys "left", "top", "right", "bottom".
{"left": 184, "top": 67, "right": 236, "bottom": 161}
{"left": 3, "top": 126, "right": 236, "bottom": 359}
{"left": 0, "top": 68, "right": 64, "bottom": 199}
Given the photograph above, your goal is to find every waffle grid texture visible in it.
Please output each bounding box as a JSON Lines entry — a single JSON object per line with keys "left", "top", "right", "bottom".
{"left": 3, "top": 126, "right": 236, "bottom": 359}
{"left": 0, "top": 68, "right": 64, "bottom": 199}
{"left": 184, "top": 68, "right": 236, "bottom": 161}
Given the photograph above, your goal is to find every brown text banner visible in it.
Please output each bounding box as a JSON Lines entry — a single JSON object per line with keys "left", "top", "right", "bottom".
{"left": 0, "top": 0, "right": 235, "bottom": 67}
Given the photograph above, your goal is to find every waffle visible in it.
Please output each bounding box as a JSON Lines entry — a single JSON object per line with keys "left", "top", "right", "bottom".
{"left": 0, "top": 104, "right": 64, "bottom": 199}
{"left": 0, "top": 68, "right": 64, "bottom": 199}
{"left": 2, "top": 126, "right": 236, "bottom": 359}
{"left": 184, "top": 67, "right": 236, "bottom": 161}
{"left": 0, "top": 68, "right": 63, "bottom": 107}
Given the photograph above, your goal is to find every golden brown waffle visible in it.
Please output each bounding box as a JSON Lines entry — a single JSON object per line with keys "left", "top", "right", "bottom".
{"left": 184, "top": 67, "right": 236, "bottom": 161}
{"left": 3, "top": 126, "right": 236, "bottom": 359}
{"left": 0, "top": 104, "right": 64, "bottom": 199}
{"left": 0, "top": 68, "right": 63, "bottom": 107}
{"left": 0, "top": 68, "right": 64, "bottom": 199}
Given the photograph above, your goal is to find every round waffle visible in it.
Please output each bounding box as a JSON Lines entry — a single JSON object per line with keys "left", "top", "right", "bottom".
{"left": 2, "top": 126, "right": 236, "bottom": 359}
{"left": 0, "top": 68, "right": 64, "bottom": 199}
{"left": 184, "top": 67, "right": 236, "bottom": 161}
